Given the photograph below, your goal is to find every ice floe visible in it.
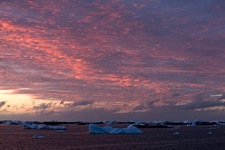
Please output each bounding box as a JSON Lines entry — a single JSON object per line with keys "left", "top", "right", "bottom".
{"left": 173, "top": 132, "right": 179, "bottom": 135}
{"left": 56, "top": 130, "right": 65, "bottom": 133}
{"left": 33, "top": 134, "right": 45, "bottom": 139}
{"left": 24, "top": 123, "right": 66, "bottom": 130}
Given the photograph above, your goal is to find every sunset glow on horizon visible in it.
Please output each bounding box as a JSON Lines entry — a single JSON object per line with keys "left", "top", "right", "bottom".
{"left": 1, "top": 0, "right": 225, "bottom": 121}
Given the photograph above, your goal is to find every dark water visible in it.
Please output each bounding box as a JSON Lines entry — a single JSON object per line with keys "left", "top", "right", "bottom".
{"left": 1, "top": 124, "right": 225, "bottom": 150}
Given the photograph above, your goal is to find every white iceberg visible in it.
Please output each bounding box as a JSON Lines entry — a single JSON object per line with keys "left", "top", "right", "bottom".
{"left": 89, "top": 124, "right": 143, "bottom": 134}
{"left": 103, "top": 120, "right": 117, "bottom": 125}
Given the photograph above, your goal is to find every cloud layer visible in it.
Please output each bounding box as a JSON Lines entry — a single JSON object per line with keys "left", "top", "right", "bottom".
{"left": 1, "top": 0, "right": 225, "bottom": 121}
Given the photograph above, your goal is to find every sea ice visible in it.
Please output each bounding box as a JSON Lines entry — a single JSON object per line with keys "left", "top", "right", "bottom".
{"left": 173, "top": 132, "right": 179, "bottom": 135}
{"left": 24, "top": 123, "right": 66, "bottom": 130}
{"left": 33, "top": 134, "right": 45, "bottom": 139}
{"left": 56, "top": 130, "right": 65, "bottom": 133}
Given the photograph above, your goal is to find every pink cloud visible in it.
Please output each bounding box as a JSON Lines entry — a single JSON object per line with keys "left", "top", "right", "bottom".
{"left": 1, "top": 0, "right": 225, "bottom": 120}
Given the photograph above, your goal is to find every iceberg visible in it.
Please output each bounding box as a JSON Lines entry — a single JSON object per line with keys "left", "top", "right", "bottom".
{"left": 24, "top": 123, "right": 66, "bottom": 130}
{"left": 5, "top": 120, "right": 22, "bottom": 125}
{"left": 89, "top": 124, "right": 143, "bottom": 134}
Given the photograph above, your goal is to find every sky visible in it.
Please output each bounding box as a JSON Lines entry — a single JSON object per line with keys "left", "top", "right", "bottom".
{"left": 1, "top": 0, "right": 225, "bottom": 121}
